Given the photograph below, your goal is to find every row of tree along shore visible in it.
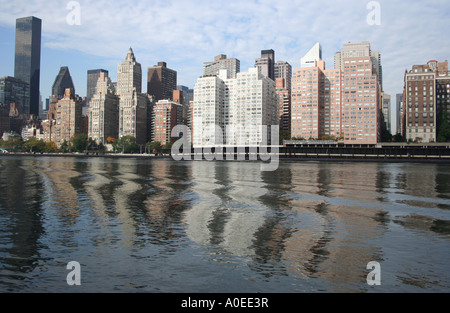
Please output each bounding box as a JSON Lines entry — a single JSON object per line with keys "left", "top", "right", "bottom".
{"left": 0, "top": 134, "right": 173, "bottom": 155}
{"left": 2, "top": 134, "right": 450, "bottom": 162}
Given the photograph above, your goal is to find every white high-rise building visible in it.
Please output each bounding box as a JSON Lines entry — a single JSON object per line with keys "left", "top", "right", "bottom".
{"left": 192, "top": 68, "right": 278, "bottom": 148}
{"left": 301, "top": 42, "right": 322, "bottom": 68}
{"left": 192, "top": 75, "right": 226, "bottom": 147}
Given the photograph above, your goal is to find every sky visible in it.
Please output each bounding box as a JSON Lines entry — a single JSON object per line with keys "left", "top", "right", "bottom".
{"left": 0, "top": 0, "right": 449, "bottom": 134}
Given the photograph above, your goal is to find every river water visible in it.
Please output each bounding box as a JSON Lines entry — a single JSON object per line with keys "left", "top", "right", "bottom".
{"left": 0, "top": 155, "right": 449, "bottom": 293}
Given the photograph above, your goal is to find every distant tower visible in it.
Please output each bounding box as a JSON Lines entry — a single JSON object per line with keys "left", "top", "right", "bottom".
{"left": 203, "top": 54, "right": 240, "bottom": 79}
{"left": 117, "top": 48, "right": 149, "bottom": 145}
{"left": 88, "top": 72, "right": 119, "bottom": 144}
{"left": 86, "top": 69, "right": 108, "bottom": 107}
{"left": 14, "top": 16, "right": 42, "bottom": 116}
{"left": 300, "top": 42, "right": 322, "bottom": 68}
{"left": 255, "top": 49, "right": 275, "bottom": 80}
{"left": 147, "top": 62, "right": 177, "bottom": 101}
{"left": 51, "top": 66, "right": 75, "bottom": 100}
{"left": 274, "top": 61, "right": 292, "bottom": 90}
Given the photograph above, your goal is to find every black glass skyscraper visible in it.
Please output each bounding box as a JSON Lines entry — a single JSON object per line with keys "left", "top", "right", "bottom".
{"left": 52, "top": 66, "right": 75, "bottom": 99}
{"left": 14, "top": 16, "right": 42, "bottom": 116}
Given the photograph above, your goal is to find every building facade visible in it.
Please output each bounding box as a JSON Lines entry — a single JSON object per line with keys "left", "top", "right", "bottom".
{"left": 117, "top": 48, "right": 149, "bottom": 145}
{"left": 274, "top": 61, "right": 292, "bottom": 91}
{"left": 340, "top": 55, "right": 381, "bottom": 144}
{"left": 255, "top": 49, "right": 275, "bottom": 81}
{"left": 291, "top": 42, "right": 381, "bottom": 144}
{"left": 382, "top": 93, "right": 391, "bottom": 133}
{"left": 51, "top": 66, "right": 75, "bottom": 100}
{"left": 14, "top": 16, "right": 41, "bottom": 116}
{"left": 53, "top": 88, "right": 82, "bottom": 146}
{"left": 0, "top": 76, "right": 30, "bottom": 112}
{"left": 300, "top": 42, "right": 322, "bottom": 69}
{"left": 147, "top": 62, "right": 177, "bottom": 101}
{"left": 276, "top": 78, "right": 291, "bottom": 134}
{"left": 152, "top": 100, "right": 185, "bottom": 145}
{"left": 334, "top": 41, "right": 383, "bottom": 90}
{"left": 402, "top": 60, "right": 450, "bottom": 142}
{"left": 396, "top": 93, "right": 403, "bottom": 135}
{"left": 203, "top": 54, "right": 240, "bottom": 79}
{"left": 193, "top": 68, "right": 278, "bottom": 148}
{"left": 86, "top": 69, "right": 108, "bottom": 107}
{"left": 88, "top": 72, "right": 119, "bottom": 144}
{"left": 192, "top": 75, "right": 226, "bottom": 147}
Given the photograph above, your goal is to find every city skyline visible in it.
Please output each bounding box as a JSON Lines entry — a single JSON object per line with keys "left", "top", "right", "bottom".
{"left": 0, "top": 0, "right": 449, "bottom": 135}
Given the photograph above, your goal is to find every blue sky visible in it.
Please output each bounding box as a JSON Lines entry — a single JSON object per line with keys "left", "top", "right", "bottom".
{"left": 0, "top": 0, "right": 449, "bottom": 133}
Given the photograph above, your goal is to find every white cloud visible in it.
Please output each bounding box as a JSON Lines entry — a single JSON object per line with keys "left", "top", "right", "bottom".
{"left": 0, "top": 0, "right": 449, "bottom": 112}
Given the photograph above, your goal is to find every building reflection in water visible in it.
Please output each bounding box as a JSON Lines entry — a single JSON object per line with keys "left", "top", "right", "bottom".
{"left": 1, "top": 156, "right": 449, "bottom": 292}
{"left": 183, "top": 161, "right": 390, "bottom": 291}
{"left": 0, "top": 158, "right": 45, "bottom": 285}
{"left": 184, "top": 161, "right": 270, "bottom": 257}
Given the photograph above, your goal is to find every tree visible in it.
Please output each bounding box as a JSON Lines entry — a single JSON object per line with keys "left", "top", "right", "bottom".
{"left": 279, "top": 130, "right": 291, "bottom": 142}
{"left": 393, "top": 133, "right": 405, "bottom": 142}
{"left": 115, "top": 136, "right": 139, "bottom": 154}
{"left": 162, "top": 142, "right": 173, "bottom": 150}
{"left": 146, "top": 141, "right": 162, "bottom": 154}
{"left": 61, "top": 140, "right": 69, "bottom": 152}
{"left": 437, "top": 108, "right": 450, "bottom": 142}
{"left": 45, "top": 141, "right": 58, "bottom": 153}
{"left": 24, "top": 137, "right": 45, "bottom": 153}
{"left": 1, "top": 137, "right": 23, "bottom": 151}
{"left": 71, "top": 133, "right": 89, "bottom": 152}
{"left": 381, "top": 128, "right": 393, "bottom": 142}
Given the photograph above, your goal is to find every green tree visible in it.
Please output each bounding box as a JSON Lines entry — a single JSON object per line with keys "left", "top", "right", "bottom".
{"left": 60, "top": 139, "right": 70, "bottom": 153}
{"left": 162, "top": 142, "right": 173, "bottom": 150}
{"left": 45, "top": 141, "right": 58, "bottom": 153}
{"left": 2, "top": 137, "right": 23, "bottom": 151}
{"left": 24, "top": 137, "right": 46, "bottom": 152}
{"left": 146, "top": 141, "right": 162, "bottom": 154}
{"left": 381, "top": 128, "right": 393, "bottom": 142}
{"left": 437, "top": 108, "right": 450, "bottom": 142}
{"left": 71, "top": 133, "right": 88, "bottom": 152}
{"left": 116, "top": 136, "right": 139, "bottom": 154}
{"left": 279, "top": 130, "right": 291, "bottom": 142}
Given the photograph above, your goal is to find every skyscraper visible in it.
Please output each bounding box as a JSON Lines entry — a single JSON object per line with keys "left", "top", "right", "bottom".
{"left": 274, "top": 61, "right": 292, "bottom": 90}
{"left": 14, "top": 16, "right": 42, "bottom": 116}
{"left": 147, "top": 62, "right": 177, "bottom": 101}
{"left": 88, "top": 72, "right": 119, "bottom": 144}
{"left": 255, "top": 49, "right": 275, "bottom": 81}
{"left": 300, "top": 43, "right": 322, "bottom": 68}
{"left": 334, "top": 41, "right": 383, "bottom": 90}
{"left": 152, "top": 99, "right": 185, "bottom": 145}
{"left": 291, "top": 42, "right": 381, "bottom": 144}
{"left": 382, "top": 93, "right": 391, "bottom": 133}
{"left": 51, "top": 66, "right": 75, "bottom": 100}
{"left": 53, "top": 88, "right": 82, "bottom": 147}
{"left": 203, "top": 54, "right": 240, "bottom": 79}
{"left": 396, "top": 93, "right": 403, "bottom": 135}
{"left": 193, "top": 68, "right": 278, "bottom": 148}
{"left": 276, "top": 78, "right": 291, "bottom": 134}
{"left": 117, "top": 48, "right": 149, "bottom": 145}
{"left": 0, "top": 76, "right": 30, "bottom": 112}
{"left": 402, "top": 60, "right": 450, "bottom": 143}
{"left": 86, "top": 69, "right": 108, "bottom": 107}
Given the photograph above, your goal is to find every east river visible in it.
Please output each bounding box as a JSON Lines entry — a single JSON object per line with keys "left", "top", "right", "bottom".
{"left": 0, "top": 155, "right": 449, "bottom": 293}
